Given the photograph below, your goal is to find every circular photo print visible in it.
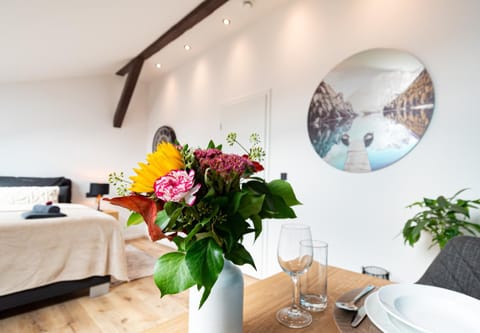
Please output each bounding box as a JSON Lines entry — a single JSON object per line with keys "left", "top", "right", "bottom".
{"left": 152, "top": 126, "right": 176, "bottom": 152}
{"left": 307, "top": 48, "right": 434, "bottom": 173}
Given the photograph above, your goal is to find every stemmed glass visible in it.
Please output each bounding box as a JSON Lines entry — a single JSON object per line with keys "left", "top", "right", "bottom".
{"left": 276, "top": 223, "right": 313, "bottom": 328}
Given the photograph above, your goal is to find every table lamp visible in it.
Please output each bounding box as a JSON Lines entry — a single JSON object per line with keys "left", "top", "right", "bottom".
{"left": 86, "top": 183, "right": 110, "bottom": 211}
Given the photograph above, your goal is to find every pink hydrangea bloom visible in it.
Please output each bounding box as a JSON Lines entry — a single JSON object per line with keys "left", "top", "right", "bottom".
{"left": 154, "top": 170, "right": 201, "bottom": 206}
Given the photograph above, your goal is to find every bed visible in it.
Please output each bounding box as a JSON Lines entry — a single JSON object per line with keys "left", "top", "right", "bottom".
{"left": 0, "top": 176, "right": 128, "bottom": 312}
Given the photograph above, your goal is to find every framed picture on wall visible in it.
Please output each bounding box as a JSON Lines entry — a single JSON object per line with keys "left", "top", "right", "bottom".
{"left": 307, "top": 48, "right": 435, "bottom": 173}
{"left": 152, "top": 126, "right": 176, "bottom": 151}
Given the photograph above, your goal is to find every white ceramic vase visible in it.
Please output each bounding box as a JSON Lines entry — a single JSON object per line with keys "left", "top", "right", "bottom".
{"left": 188, "top": 259, "right": 244, "bottom": 333}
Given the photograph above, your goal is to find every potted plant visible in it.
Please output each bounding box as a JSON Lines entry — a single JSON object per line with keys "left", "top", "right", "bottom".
{"left": 107, "top": 133, "right": 300, "bottom": 333}
{"left": 402, "top": 189, "right": 480, "bottom": 249}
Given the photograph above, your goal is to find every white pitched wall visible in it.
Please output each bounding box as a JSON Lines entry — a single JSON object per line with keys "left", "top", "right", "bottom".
{"left": 146, "top": 0, "right": 480, "bottom": 281}
{"left": 0, "top": 76, "right": 150, "bottom": 239}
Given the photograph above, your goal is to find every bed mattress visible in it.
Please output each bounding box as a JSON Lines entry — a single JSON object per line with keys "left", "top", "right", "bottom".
{"left": 0, "top": 204, "right": 128, "bottom": 296}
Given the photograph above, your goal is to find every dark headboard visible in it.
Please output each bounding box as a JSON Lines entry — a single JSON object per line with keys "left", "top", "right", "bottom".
{"left": 0, "top": 176, "right": 72, "bottom": 203}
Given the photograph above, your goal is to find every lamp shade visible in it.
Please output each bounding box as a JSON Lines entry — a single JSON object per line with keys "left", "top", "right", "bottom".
{"left": 86, "top": 183, "right": 110, "bottom": 197}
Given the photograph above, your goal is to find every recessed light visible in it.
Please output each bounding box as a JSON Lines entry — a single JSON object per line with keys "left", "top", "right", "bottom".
{"left": 223, "top": 18, "right": 231, "bottom": 25}
{"left": 243, "top": 0, "right": 254, "bottom": 7}
{"left": 184, "top": 44, "right": 191, "bottom": 51}
{"left": 155, "top": 63, "right": 162, "bottom": 69}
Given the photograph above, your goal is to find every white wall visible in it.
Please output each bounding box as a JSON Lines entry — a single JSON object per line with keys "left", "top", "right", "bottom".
{"left": 0, "top": 76, "right": 149, "bottom": 238}
{"left": 147, "top": 0, "right": 480, "bottom": 282}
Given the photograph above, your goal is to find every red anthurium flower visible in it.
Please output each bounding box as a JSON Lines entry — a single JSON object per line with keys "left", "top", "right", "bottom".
{"left": 105, "top": 195, "right": 165, "bottom": 241}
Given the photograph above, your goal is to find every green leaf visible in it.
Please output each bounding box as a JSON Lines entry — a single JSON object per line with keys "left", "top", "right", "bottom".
{"left": 172, "top": 236, "right": 186, "bottom": 252}
{"left": 423, "top": 198, "right": 436, "bottom": 208}
{"left": 250, "top": 214, "right": 263, "bottom": 239}
{"left": 230, "top": 191, "right": 247, "bottom": 213}
{"left": 449, "top": 204, "right": 469, "bottom": 216}
{"left": 166, "top": 207, "right": 183, "bottom": 230}
{"left": 153, "top": 252, "right": 196, "bottom": 296}
{"left": 226, "top": 243, "right": 256, "bottom": 268}
{"left": 215, "top": 214, "right": 252, "bottom": 249}
{"left": 402, "top": 189, "right": 480, "bottom": 249}
{"left": 267, "top": 180, "right": 302, "bottom": 206}
{"left": 155, "top": 209, "right": 170, "bottom": 229}
{"left": 450, "top": 188, "right": 469, "bottom": 200}
{"left": 436, "top": 196, "right": 448, "bottom": 208}
{"left": 207, "top": 140, "right": 222, "bottom": 150}
{"left": 127, "top": 212, "right": 144, "bottom": 226}
{"left": 465, "top": 222, "right": 480, "bottom": 232}
{"left": 238, "top": 193, "right": 265, "bottom": 219}
{"left": 164, "top": 201, "right": 178, "bottom": 215}
{"left": 263, "top": 194, "right": 297, "bottom": 218}
{"left": 185, "top": 238, "right": 224, "bottom": 308}
{"left": 183, "top": 218, "right": 211, "bottom": 249}
{"left": 406, "top": 201, "right": 423, "bottom": 208}
{"left": 244, "top": 179, "right": 269, "bottom": 195}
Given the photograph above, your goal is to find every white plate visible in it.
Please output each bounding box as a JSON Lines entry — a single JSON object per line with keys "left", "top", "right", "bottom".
{"left": 364, "top": 292, "right": 419, "bottom": 333}
{"left": 378, "top": 284, "right": 480, "bottom": 333}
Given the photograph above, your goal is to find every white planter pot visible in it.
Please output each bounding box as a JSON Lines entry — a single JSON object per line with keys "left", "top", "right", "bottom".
{"left": 188, "top": 260, "right": 244, "bottom": 333}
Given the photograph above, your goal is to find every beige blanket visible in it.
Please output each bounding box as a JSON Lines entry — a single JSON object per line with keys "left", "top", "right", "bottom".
{"left": 0, "top": 204, "right": 128, "bottom": 296}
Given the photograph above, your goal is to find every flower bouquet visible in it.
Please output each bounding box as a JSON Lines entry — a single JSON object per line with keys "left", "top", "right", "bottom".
{"left": 107, "top": 133, "right": 300, "bottom": 307}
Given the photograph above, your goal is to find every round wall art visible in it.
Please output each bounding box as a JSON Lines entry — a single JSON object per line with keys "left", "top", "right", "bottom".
{"left": 307, "top": 48, "right": 435, "bottom": 173}
{"left": 152, "top": 125, "right": 176, "bottom": 152}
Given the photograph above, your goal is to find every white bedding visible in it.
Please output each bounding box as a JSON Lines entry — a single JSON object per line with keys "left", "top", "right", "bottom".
{"left": 0, "top": 203, "right": 128, "bottom": 296}
{"left": 0, "top": 186, "right": 60, "bottom": 205}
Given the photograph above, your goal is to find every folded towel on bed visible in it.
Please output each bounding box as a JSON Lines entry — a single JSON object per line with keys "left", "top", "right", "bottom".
{"left": 32, "top": 204, "right": 60, "bottom": 213}
{"left": 21, "top": 204, "right": 66, "bottom": 219}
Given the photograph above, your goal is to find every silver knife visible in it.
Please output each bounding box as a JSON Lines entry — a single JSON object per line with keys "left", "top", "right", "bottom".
{"left": 351, "top": 305, "right": 367, "bottom": 327}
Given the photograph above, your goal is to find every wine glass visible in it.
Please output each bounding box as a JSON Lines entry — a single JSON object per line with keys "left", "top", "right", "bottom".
{"left": 276, "top": 223, "right": 313, "bottom": 328}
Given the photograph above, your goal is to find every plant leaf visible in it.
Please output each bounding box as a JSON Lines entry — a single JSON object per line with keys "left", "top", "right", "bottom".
{"left": 127, "top": 212, "right": 143, "bottom": 226}
{"left": 185, "top": 238, "right": 224, "bottom": 308}
{"left": 244, "top": 179, "right": 269, "bottom": 195}
{"left": 155, "top": 209, "right": 170, "bottom": 229}
{"left": 267, "top": 180, "right": 302, "bottom": 206}
{"left": 230, "top": 191, "right": 247, "bottom": 213}
{"left": 238, "top": 193, "right": 265, "bottom": 219}
{"left": 402, "top": 188, "right": 480, "bottom": 249}
{"left": 423, "top": 198, "right": 436, "bottom": 208}
{"left": 449, "top": 204, "right": 469, "bottom": 216}
{"left": 106, "top": 195, "right": 164, "bottom": 241}
{"left": 183, "top": 217, "right": 211, "bottom": 249}
{"left": 436, "top": 196, "right": 448, "bottom": 208}
{"left": 250, "top": 214, "right": 263, "bottom": 239}
{"left": 172, "top": 235, "right": 186, "bottom": 252}
{"left": 262, "top": 194, "right": 297, "bottom": 218}
{"left": 226, "top": 243, "right": 256, "bottom": 268}
{"left": 215, "top": 214, "right": 252, "bottom": 250}
{"left": 449, "top": 188, "right": 469, "bottom": 200}
{"left": 153, "top": 252, "right": 196, "bottom": 296}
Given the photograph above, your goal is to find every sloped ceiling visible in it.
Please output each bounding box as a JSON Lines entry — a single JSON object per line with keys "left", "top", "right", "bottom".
{"left": 0, "top": 0, "right": 289, "bottom": 84}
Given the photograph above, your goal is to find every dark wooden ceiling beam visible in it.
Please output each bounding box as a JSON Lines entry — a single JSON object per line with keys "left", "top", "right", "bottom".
{"left": 116, "top": 0, "right": 229, "bottom": 76}
{"left": 113, "top": 0, "right": 229, "bottom": 127}
{"left": 113, "top": 58, "right": 144, "bottom": 128}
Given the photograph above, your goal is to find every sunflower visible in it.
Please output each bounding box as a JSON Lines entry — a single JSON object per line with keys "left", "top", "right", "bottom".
{"left": 129, "top": 142, "right": 185, "bottom": 193}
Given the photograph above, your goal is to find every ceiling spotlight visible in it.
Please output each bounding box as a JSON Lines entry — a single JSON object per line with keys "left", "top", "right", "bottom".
{"left": 243, "top": 0, "right": 254, "bottom": 7}
{"left": 184, "top": 44, "right": 191, "bottom": 51}
{"left": 155, "top": 63, "right": 162, "bottom": 69}
{"left": 223, "top": 18, "right": 231, "bottom": 25}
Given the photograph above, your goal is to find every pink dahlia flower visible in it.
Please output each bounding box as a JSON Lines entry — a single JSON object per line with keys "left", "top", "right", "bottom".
{"left": 154, "top": 170, "right": 201, "bottom": 206}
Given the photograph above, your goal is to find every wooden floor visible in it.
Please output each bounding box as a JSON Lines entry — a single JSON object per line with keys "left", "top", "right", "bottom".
{"left": 0, "top": 237, "right": 258, "bottom": 333}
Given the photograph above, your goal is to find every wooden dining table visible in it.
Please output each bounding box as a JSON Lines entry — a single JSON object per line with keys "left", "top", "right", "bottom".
{"left": 144, "top": 266, "right": 391, "bottom": 333}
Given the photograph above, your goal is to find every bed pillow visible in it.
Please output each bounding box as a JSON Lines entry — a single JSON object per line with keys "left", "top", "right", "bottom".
{"left": 0, "top": 186, "right": 60, "bottom": 205}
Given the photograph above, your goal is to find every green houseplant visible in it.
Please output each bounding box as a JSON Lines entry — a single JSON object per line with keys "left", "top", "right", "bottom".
{"left": 402, "top": 189, "right": 480, "bottom": 249}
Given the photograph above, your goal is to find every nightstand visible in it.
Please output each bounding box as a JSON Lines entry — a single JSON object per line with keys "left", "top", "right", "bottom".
{"left": 102, "top": 209, "right": 119, "bottom": 220}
